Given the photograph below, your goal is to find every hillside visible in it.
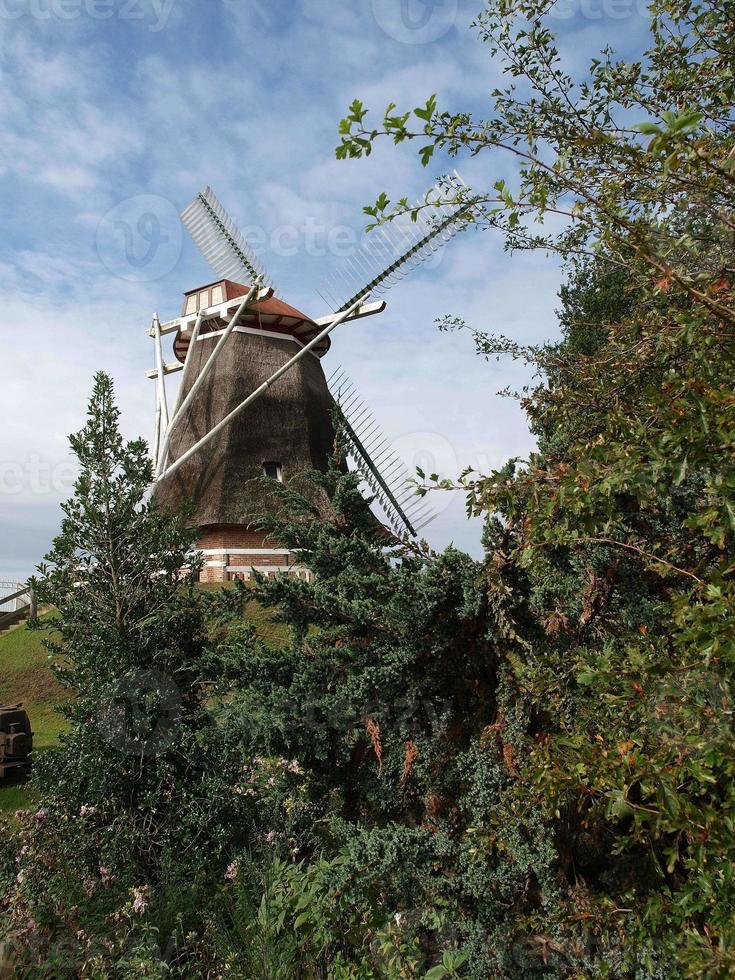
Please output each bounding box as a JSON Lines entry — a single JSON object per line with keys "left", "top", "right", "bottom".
{"left": 0, "top": 591, "right": 287, "bottom": 816}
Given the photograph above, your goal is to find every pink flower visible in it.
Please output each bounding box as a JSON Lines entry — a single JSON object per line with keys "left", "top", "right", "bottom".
{"left": 267, "top": 776, "right": 277, "bottom": 788}
{"left": 287, "top": 760, "right": 303, "bottom": 775}
{"left": 224, "top": 861, "right": 239, "bottom": 881}
{"left": 264, "top": 831, "right": 279, "bottom": 846}
{"left": 80, "top": 805, "right": 97, "bottom": 818}
{"left": 131, "top": 885, "right": 152, "bottom": 915}
{"left": 32, "top": 809, "right": 47, "bottom": 824}
{"left": 99, "top": 866, "right": 112, "bottom": 885}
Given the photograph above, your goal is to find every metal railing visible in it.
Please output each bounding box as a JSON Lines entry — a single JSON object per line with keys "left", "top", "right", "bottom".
{"left": 0, "top": 581, "right": 36, "bottom": 628}
{"left": 0, "top": 581, "right": 24, "bottom": 613}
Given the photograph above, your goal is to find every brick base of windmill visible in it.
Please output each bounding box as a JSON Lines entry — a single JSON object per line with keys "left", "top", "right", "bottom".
{"left": 197, "top": 526, "right": 313, "bottom": 584}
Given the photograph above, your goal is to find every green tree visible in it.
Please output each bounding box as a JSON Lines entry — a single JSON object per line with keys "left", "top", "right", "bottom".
{"left": 2, "top": 374, "right": 255, "bottom": 974}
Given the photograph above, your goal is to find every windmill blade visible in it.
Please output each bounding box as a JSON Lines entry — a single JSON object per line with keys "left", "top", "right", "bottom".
{"left": 317, "top": 173, "right": 470, "bottom": 314}
{"left": 327, "top": 368, "right": 436, "bottom": 538}
{"left": 181, "top": 186, "right": 280, "bottom": 295}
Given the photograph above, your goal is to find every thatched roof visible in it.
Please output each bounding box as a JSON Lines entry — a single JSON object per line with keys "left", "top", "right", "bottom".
{"left": 155, "top": 330, "right": 337, "bottom": 528}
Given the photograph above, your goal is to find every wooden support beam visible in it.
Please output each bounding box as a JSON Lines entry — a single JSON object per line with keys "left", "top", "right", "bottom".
{"left": 146, "top": 362, "right": 185, "bottom": 380}
{"left": 313, "top": 300, "right": 386, "bottom": 328}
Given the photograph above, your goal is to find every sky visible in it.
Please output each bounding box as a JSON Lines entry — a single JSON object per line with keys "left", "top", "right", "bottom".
{"left": 0, "top": 0, "right": 652, "bottom": 583}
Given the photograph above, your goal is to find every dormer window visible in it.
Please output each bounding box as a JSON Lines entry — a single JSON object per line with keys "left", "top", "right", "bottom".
{"left": 263, "top": 461, "right": 283, "bottom": 482}
{"left": 181, "top": 281, "right": 230, "bottom": 317}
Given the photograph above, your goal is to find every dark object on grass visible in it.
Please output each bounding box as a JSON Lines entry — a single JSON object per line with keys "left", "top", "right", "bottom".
{"left": 0, "top": 704, "right": 33, "bottom": 778}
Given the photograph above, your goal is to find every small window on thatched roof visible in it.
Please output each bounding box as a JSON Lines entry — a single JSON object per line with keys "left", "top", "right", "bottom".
{"left": 263, "top": 461, "right": 283, "bottom": 482}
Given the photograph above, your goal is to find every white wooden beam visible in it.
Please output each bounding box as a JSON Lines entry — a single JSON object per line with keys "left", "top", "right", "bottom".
{"left": 146, "top": 362, "right": 184, "bottom": 380}
{"left": 147, "top": 292, "right": 262, "bottom": 338}
{"left": 155, "top": 282, "right": 266, "bottom": 480}
{"left": 153, "top": 314, "right": 170, "bottom": 433}
{"left": 313, "top": 300, "right": 386, "bottom": 328}
{"left": 148, "top": 296, "right": 384, "bottom": 339}
{"left": 155, "top": 308, "right": 207, "bottom": 478}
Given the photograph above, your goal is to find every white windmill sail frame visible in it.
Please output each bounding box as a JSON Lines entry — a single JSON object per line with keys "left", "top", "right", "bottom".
{"left": 327, "top": 368, "right": 436, "bottom": 538}
{"left": 317, "top": 171, "right": 471, "bottom": 314}
{"left": 181, "top": 186, "right": 280, "bottom": 295}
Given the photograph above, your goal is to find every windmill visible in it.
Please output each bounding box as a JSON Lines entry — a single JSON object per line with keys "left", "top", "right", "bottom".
{"left": 148, "top": 182, "right": 468, "bottom": 582}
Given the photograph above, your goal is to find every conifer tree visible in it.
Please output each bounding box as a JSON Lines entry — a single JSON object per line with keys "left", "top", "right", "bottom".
{"left": 4, "top": 374, "right": 255, "bottom": 971}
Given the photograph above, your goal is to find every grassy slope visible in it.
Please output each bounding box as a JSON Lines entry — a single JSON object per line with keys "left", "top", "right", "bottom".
{"left": 0, "top": 589, "right": 287, "bottom": 815}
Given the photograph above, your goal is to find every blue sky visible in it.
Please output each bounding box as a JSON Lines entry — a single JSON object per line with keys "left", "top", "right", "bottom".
{"left": 0, "top": 0, "right": 651, "bottom": 581}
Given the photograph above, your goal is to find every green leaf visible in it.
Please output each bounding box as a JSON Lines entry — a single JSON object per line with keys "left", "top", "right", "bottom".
{"left": 577, "top": 670, "right": 596, "bottom": 686}
{"left": 414, "top": 93, "right": 437, "bottom": 122}
{"left": 634, "top": 121, "right": 663, "bottom": 135}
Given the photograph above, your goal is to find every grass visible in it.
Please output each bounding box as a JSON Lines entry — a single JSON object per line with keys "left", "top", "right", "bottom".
{"left": 0, "top": 587, "right": 288, "bottom": 815}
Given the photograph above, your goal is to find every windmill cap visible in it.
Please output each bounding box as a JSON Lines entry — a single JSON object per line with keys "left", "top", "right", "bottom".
{"left": 181, "top": 278, "right": 330, "bottom": 356}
